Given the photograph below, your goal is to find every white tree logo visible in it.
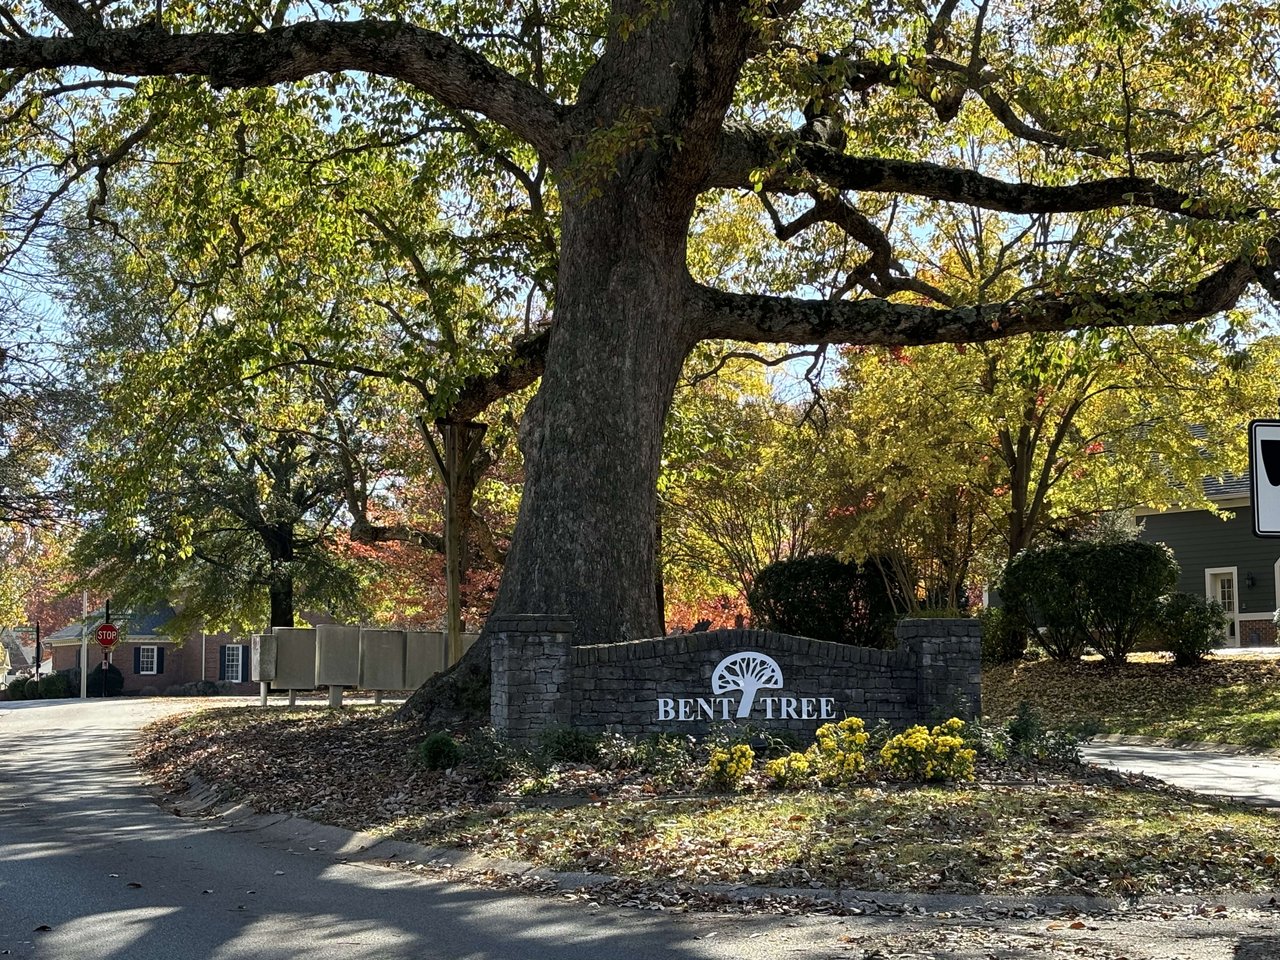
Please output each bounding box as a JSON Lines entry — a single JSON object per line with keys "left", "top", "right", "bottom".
{"left": 711, "top": 652, "right": 784, "bottom": 718}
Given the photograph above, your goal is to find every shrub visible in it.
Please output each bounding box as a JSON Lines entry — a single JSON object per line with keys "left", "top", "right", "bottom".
{"left": 57, "top": 668, "right": 79, "bottom": 696}
{"left": 24, "top": 677, "right": 41, "bottom": 699}
{"left": 879, "top": 718, "right": 976, "bottom": 782}
{"left": 703, "top": 743, "right": 754, "bottom": 791}
{"left": 6, "top": 676, "right": 27, "bottom": 700}
{"left": 461, "top": 728, "right": 528, "bottom": 782}
{"left": 86, "top": 663, "right": 125, "bottom": 697}
{"left": 763, "top": 751, "right": 814, "bottom": 789}
{"left": 537, "top": 727, "right": 600, "bottom": 765}
{"left": 980, "top": 606, "right": 1026, "bottom": 664}
{"left": 1000, "top": 539, "right": 1178, "bottom": 663}
{"left": 1152, "top": 592, "right": 1227, "bottom": 666}
{"left": 1076, "top": 540, "right": 1178, "bottom": 662}
{"left": 416, "top": 731, "right": 463, "bottom": 770}
{"left": 748, "top": 553, "right": 904, "bottom": 648}
{"left": 38, "top": 674, "right": 69, "bottom": 699}
{"left": 999, "top": 543, "right": 1089, "bottom": 661}
{"left": 634, "top": 733, "right": 696, "bottom": 785}
{"left": 807, "top": 716, "right": 871, "bottom": 785}
{"left": 594, "top": 731, "right": 638, "bottom": 770}
{"left": 1001, "top": 702, "right": 1084, "bottom": 765}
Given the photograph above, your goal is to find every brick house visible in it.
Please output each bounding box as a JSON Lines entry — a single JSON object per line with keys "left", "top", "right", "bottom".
{"left": 45, "top": 605, "right": 258, "bottom": 695}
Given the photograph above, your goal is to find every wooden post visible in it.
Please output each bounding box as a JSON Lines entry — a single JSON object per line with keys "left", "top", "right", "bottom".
{"left": 423, "top": 419, "right": 488, "bottom": 667}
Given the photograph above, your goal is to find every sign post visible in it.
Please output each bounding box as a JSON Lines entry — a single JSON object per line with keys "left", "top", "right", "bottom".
{"left": 1249, "top": 420, "right": 1280, "bottom": 537}
{"left": 96, "top": 605, "right": 118, "bottom": 698}
{"left": 95, "top": 623, "right": 119, "bottom": 648}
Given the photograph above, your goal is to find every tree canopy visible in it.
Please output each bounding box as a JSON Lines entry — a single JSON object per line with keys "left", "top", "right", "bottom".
{"left": 0, "top": 0, "right": 1277, "bottom": 677}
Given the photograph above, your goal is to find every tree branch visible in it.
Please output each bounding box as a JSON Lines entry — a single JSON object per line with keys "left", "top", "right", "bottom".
{"left": 0, "top": 18, "right": 571, "bottom": 161}
{"left": 707, "top": 130, "right": 1275, "bottom": 220}
{"left": 688, "top": 251, "right": 1265, "bottom": 346}
{"left": 450, "top": 327, "right": 549, "bottom": 421}
{"left": 42, "top": 0, "right": 102, "bottom": 36}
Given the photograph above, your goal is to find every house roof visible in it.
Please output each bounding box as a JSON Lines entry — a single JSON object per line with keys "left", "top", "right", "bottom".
{"left": 1204, "top": 471, "right": 1251, "bottom": 502}
{"left": 44, "top": 605, "right": 179, "bottom": 645}
{"left": 1, "top": 629, "right": 31, "bottom": 668}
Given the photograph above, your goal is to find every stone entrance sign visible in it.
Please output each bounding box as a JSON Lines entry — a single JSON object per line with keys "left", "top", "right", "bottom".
{"left": 490, "top": 616, "right": 981, "bottom": 742}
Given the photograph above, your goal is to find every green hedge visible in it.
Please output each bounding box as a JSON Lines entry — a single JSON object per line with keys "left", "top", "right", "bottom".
{"left": 748, "top": 554, "right": 904, "bottom": 648}
{"left": 1000, "top": 539, "right": 1177, "bottom": 663}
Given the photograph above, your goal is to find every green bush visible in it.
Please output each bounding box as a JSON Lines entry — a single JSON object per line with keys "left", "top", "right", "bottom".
{"left": 23, "top": 677, "right": 40, "bottom": 699}
{"left": 1000, "top": 539, "right": 1178, "bottom": 663}
{"left": 748, "top": 553, "right": 904, "bottom": 648}
{"left": 999, "top": 543, "right": 1090, "bottom": 661}
{"left": 1002, "top": 702, "right": 1084, "bottom": 765}
{"left": 1076, "top": 540, "right": 1178, "bottom": 662}
{"left": 537, "top": 727, "right": 600, "bottom": 765}
{"left": 38, "top": 674, "right": 69, "bottom": 699}
{"left": 416, "top": 731, "right": 462, "bottom": 770}
{"left": 634, "top": 733, "right": 696, "bottom": 786}
{"left": 1152, "top": 592, "right": 1227, "bottom": 666}
{"left": 980, "top": 606, "right": 1026, "bottom": 664}
{"left": 85, "top": 662, "right": 125, "bottom": 697}
{"left": 461, "top": 728, "right": 529, "bottom": 782}
{"left": 6, "top": 677, "right": 27, "bottom": 700}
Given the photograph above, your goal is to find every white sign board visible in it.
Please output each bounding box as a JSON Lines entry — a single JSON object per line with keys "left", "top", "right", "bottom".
{"left": 1249, "top": 419, "right": 1280, "bottom": 536}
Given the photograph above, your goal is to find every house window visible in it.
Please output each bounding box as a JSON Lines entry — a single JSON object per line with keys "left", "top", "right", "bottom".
{"left": 138, "top": 646, "right": 157, "bottom": 675}
{"left": 225, "top": 645, "right": 243, "bottom": 683}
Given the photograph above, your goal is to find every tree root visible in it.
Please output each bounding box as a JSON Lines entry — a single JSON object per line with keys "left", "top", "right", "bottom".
{"left": 395, "top": 634, "right": 492, "bottom": 727}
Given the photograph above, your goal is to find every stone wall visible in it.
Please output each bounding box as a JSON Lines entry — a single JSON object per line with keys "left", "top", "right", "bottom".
{"left": 490, "top": 616, "right": 982, "bottom": 742}
{"left": 489, "top": 615, "right": 575, "bottom": 739}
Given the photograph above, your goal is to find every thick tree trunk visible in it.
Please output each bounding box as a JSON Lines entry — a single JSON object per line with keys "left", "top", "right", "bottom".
{"left": 269, "top": 585, "right": 294, "bottom": 629}
{"left": 488, "top": 196, "right": 695, "bottom": 643}
{"left": 265, "top": 522, "right": 296, "bottom": 629}
{"left": 397, "top": 186, "right": 697, "bottom": 723}
{"left": 396, "top": 0, "right": 749, "bottom": 724}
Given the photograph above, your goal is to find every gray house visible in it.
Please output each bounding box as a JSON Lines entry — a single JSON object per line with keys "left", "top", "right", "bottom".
{"left": 1137, "top": 474, "right": 1277, "bottom": 647}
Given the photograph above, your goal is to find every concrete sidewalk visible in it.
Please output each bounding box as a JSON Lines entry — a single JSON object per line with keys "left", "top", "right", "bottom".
{"left": 1082, "top": 739, "right": 1280, "bottom": 806}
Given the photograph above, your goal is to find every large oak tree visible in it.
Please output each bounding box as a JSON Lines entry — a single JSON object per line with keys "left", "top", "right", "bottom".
{"left": 1, "top": 0, "right": 1278, "bottom": 694}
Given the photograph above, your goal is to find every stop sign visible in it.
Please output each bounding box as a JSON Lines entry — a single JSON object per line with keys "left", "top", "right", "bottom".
{"left": 96, "top": 623, "right": 119, "bottom": 648}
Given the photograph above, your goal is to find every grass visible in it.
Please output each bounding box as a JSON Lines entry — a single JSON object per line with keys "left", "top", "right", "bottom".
{"left": 432, "top": 786, "right": 1280, "bottom": 896}
{"left": 138, "top": 705, "right": 1280, "bottom": 899}
{"left": 983, "top": 654, "right": 1280, "bottom": 749}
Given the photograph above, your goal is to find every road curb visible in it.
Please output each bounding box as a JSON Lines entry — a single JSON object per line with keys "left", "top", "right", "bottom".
{"left": 1088, "top": 733, "right": 1280, "bottom": 758}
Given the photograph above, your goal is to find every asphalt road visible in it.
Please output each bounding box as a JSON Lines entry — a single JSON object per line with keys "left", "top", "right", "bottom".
{"left": 0, "top": 698, "right": 862, "bottom": 960}
{"left": 3, "top": 698, "right": 1280, "bottom": 960}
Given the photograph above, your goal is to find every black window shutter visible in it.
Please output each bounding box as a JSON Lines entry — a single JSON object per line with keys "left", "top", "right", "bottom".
{"left": 218, "top": 645, "right": 227, "bottom": 681}
{"left": 240, "top": 645, "right": 250, "bottom": 683}
{"left": 133, "top": 647, "right": 141, "bottom": 674}
{"left": 156, "top": 647, "right": 165, "bottom": 675}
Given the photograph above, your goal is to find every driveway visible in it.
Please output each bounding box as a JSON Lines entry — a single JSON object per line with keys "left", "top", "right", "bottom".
{"left": 3, "top": 698, "right": 1280, "bottom": 960}
{"left": 1082, "top": 740, "right": 1280, "bottom": 806}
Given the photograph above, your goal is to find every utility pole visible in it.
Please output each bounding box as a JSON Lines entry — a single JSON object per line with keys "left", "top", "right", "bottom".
{"left": 79, "top": 590, "right": 88, "bottom": 698}
{"left": 33, "top": 621, "right": 40, "bottom": 682}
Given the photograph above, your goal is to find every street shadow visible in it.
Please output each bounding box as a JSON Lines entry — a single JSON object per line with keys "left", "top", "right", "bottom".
{"left": 1235, "top": 935, "right": 1280, "bottom": 958}
{"left": 0, "top": 700, "right": 773, "bottom": 960}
